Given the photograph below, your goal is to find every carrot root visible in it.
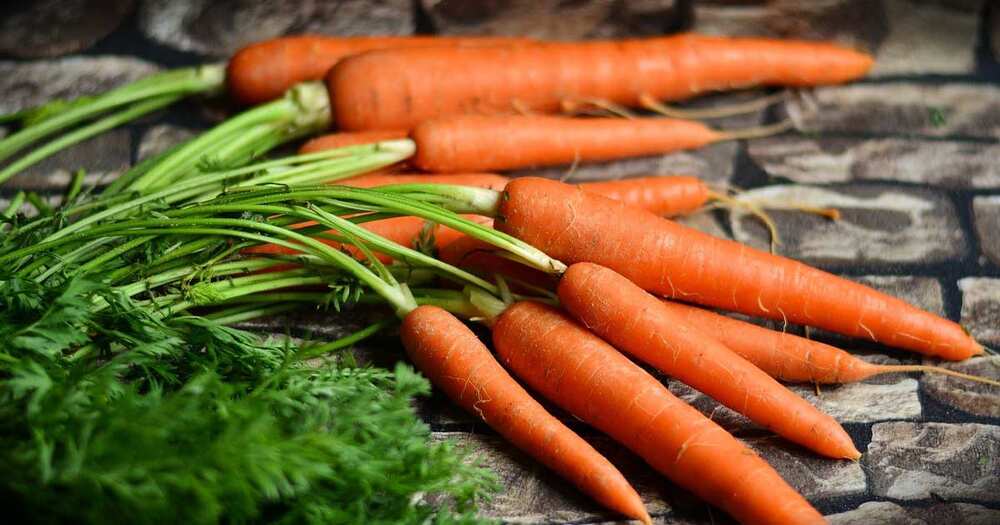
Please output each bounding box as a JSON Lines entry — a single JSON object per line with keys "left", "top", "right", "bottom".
{"left": 877, "top": 365, "right": 1000, "bottom": 387}
{"left": 639, "top": 90, "right": 790, "bottom": 120}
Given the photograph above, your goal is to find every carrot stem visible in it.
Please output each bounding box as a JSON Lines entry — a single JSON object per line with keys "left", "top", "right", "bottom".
{"left": 878, "top": 365, "right": 1000, "bottom": 387}
{"left": 639, "top": 90, "right": 788, "bottom": 119}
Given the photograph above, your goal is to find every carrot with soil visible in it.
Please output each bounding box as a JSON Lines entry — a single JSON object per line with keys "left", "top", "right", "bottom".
{"left": 557, "top": 262, "right": 860, "bottom": 459}
{"left": 660, "top": 301, "right": 1000, "bottom": 386}
{"left": 490, "top": 301, "right": 826, "bottom": 525}
{"left": 401, "top": 306, "right": 651, "bottom": 524}
{"left": 327, "top": 33, "right": 873, "bottom": 131}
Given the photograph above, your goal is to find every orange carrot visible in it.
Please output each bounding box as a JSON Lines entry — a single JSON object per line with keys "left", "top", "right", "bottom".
{"left": 558, "top": 262, "right": 859, "bottom": 459}
{"left": 493, "top": 178, "right": 981, "bottom": 360}
{"left": 661, "top": 300, "right": 1000, "bottom": 386}
{"left": 299, "top": 130, "right": 410, "bottom": 153}
{"left": 492, "top": 301, "right": 825, "bottom": 525}
{"left": 410, "top": 115, "right": 770, "bottom": 173}
{"left": 327, "top": 34, "right": 873, "bottom": 131}
{"left": 227, "top": 35, "right": 532, "bottom": 105}
{"left": 401, "top": 305, "right": 651, "bottom": 524}
{"left": 579, "top": 175, "right": 709, "bottom": 217}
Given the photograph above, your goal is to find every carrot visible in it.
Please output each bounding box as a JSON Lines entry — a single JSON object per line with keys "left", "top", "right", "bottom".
{"left": 558, "top": 262, "right": 859, "bottom": 459}
{"left": 401, "top": 305, "right": 651, "bottom": 524}
{"left": 410, "top": 115, "right": 785, "bottom": 173}
{"left": 493, "top": 178, "right": 982, "bottom": 360}
{"left": 327, "top": 34, "right": 873, "bottom": 131}
{"left": 227, "top": 35, "right": 532, "bottom": 105}
{"left": 492, "top": 301, "right": 825, "bottom": 525}
{"left": 299, "top": 130, "right": 410, "bottom": 153}
{"left": 438, "top": 234, "right": 559, "bottom": 292}
{"left": 579, "top": 175, "right": 710, "bottom": 217}
{"left": 660, "top": 300, "right": 1000, "bottom": 386}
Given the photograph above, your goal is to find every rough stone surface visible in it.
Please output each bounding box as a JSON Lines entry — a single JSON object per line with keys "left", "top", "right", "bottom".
{"left": 668, "top": 376, "right": 921, "bottom": 433}
{"left": 748, "top": 137, "right": 1000, "bottom": 189}
{"left": 0, "top": 1, "right": 133, "bottom": 58}
{"left": 2, "top": 129, "right": 133, "bottom": 191}
{"left": 729, "top": 185, "right": 967, "bottom": 268}
{"left": 742, "top": 436, "right": 867, "bottom": 500}
{"left": 866, "top": 422, "right": 999, "bottom": 502}
{"left": 958, "top": 278, "right": 1000, "bottom": 349}
{"left": 787, "top": 83, "right": 1000, "bottom": 139}
{"left": 423, "top": 0, "right": 682, "bottom": 39}
{"left": 0, "top": 56, "right": 159, "bottom": 114}
{"left": 139, "top": 0, "right": 414, "bottom": 58}
{"left": 828, "top": 501, "right": 1000, "bottom": 525}
{"left": 871, "top": 0, "right": 981, "bottom": 75}
{"left": 137, "top": 124, "right": 198, "bottom": 162}
{"left": 972, "top": 197, "right": 1000, "bottom": 266}
{"left": 922, "top": 356, "right": 1000, "bottom": 418}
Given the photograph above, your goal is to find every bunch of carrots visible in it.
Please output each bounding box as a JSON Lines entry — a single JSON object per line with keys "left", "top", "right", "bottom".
{"left": 5, "top": 31, "right": 997, "bottom": 525}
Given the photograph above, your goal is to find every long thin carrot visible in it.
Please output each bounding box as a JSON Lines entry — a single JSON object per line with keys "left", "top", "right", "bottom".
{"left": 558, "top": 262, "right": 859, "bottom": 459}
{"left": 227, "top": 35, "right": 532, "bottom": 105}
{"left": 492, "top": 178, "right": 981, "bottom": 360}
{"left": 661, "top": 300, "right": 1000, "bottom": 386}
{"left": 327, "top": 34, "right": 873, "bottom": 131}
{"left": 492, "top": 301, "right": 825, "bottom": 525}
{"left": 401, "top": 305, "right": 651, "bottom": 524}
{"left": 410, "top": 115, "right": 784, "bottom": 173}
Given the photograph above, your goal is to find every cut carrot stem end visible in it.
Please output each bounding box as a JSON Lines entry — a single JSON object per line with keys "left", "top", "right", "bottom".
{"left": 877, "top": 365, "right": 1000, "bottom": 387}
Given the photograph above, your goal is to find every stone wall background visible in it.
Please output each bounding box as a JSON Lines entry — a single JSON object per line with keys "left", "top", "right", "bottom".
{"left": 0, "top": 1, "right": 998, "bottom": 523}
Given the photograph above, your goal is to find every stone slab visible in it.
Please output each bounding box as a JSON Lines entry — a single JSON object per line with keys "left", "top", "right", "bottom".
{"left": 958, "top": 278, "right": 1000, "bottom": 349}
{"left": 972, "top": 197, "right": 1000, "bottom": 266}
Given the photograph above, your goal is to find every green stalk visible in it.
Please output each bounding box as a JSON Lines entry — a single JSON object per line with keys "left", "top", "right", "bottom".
{"left": 2, "top": 190, "right": 25, "bottom": 218}
{"left": 125, "top": 82, "right": 333, "bottom": 194}
{"left": 204, "top": 302, "right": 303, "bottom": 325}
{"left": 297, "top": 320, "right": 393, "bottom": 359}
{"left": 0, "top": 65, "right": 224, "bottom": 183}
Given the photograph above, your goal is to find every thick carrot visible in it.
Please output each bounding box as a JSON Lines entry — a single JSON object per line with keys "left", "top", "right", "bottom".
{"left": 579, "top": 175, "right": 709, "bottom": 217}
{"left": 327, "top": 34, "right": 873, "bottom": 131}
{"left": 411, "top": 115, "right": 731, "bottom": 173}
{"left": 401, "top": 306, "right": 651, "bottom": 524}
{"left": 492, "top": 301, "right": 825, "bottom": 525}
{"left": 227, "top": 35, "right": 531, "bottom": 105}
{"left": 494, "top": 178, "right": 981, "bottom": 360}
{"left": 299, "top": 130, "right": 410, "bottom": 153}
{"left": 558, "top": 262, "right": 859, "bottom": 459}
{"left": 661, "top": 300, "right": 1000, "bottom": 386}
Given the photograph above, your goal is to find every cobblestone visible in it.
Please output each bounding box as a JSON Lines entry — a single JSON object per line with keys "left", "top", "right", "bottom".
{"left": 828, "top": 501, "right": 1000, "bottom": 525}
{"left": 729, "top": 185, "right": 967, "bottom": 268}
{"left": 958, "top": 278, "right": 1000, "bottom": 349}
{"left": 922, "top": 356, "right": 1000, "bottom": 418}
{"left": 0, "top": 0, "right": 133, "bottom": 59}
{"left": 0, "top": 56, "right": 158, "bottom": 114}
{"left": 972, "top": 197, "right": 1000, "bottom": 266}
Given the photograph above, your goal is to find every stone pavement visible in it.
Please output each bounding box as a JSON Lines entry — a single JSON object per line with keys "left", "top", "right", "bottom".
{"left": 1, "top": 1, "right": 997, "bottom": 523}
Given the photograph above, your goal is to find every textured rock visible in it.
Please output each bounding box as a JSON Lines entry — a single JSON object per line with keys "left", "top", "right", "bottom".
{"left": 748, "top": 137, "right": 1000, "bottom": 189}
{"left": 742, "top": 436, "right": 867, "bottom": 499}
{"left": 828, "top": 501, "right": 1000, "bottom": 525}
{"left": 512, "top": 141, "right": 738, "bottom": 187}
{"left": 958, "top": 278, "right": 1000, "bottom": 349}
{"left": 729, "top": 185, "right": 966, "bottom": 268}
{"left": 139, "top": 0, "right": 414, "bottom": 57}
{"left": 0, "top": 0, "right": 133, "bottom": 58}
{"left": 3, "top": 129, "right": 133, "bottom": 191}
{"left": 422, "top": 0, "right": 681, "bottom": 39}
{"left": 669, "top": 376, "right": 921, "bottom": 432}
{"left": 787, "top": 83, "right": 1000, "bottom": 139}
{"left": 137, "top": 124, "right": 198, "bottom": 162}
{"left": 972, "top": 197, "right": 1000, "bottom": 266}
{"left": 922, "top": 356, "right": 1000, "bottom": 418}
{"left": 693, "top": 0, "right": 981, "bottom": 75}
{"left": 0, "top": 56, "right": 158, "bottom": 114}
{"left": 866, "top": 422, "right": 999, "bottom": 502}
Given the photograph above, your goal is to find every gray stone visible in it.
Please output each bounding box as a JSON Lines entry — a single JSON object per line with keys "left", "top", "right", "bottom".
{"left": 433, "top": 432, "right": 674, "bottom": 523}
{"left": 922, "top": 356, "right": 1000, "bottom": 418}
{"left": 972, "top": 197, "right": 1000, "bottom": 266}
{"left": 742, "top": 436, "right": 867, "bottom": 500}
{"left": 787, "top": 83, "right": 1000, "bottom": 139}
{"left": 871, "top": 0, "right": 981, "bottom": 75}
{"left": 137, "top": 125, "right": 198, "bottom": 162}
{"left": 3, "top": 128, "right": 133, "bottom": 191}
{"left": 0, "top": 56, "right": 159, "bottom": 114}
{"left": 512, "top": 140, "right": 738, "bottom": 187}
{"left": 729, "top": 185, "right": 967, "bottom": 268}
{"left": 866, "top": 422, "right": 1000, "bottom": 502}
{"left": 669, "top": 375, "right": 921, "bottom": 433}
{"left": 0, "top": 0, "right": 133, "bottom": 58}
{"left": 748, "top": 137, "right": 1000, "bottom": 189}
{"left": 958, "top": 278, "right": 1000, "bottom": 349}
{"left": 422, "top": 0, "right": 681, "bottom": 39}
{"left": 828, "top": 501, "right": 1000, "bottom": 525}
{"left": 139, "top": 0, "right": 414, "bottom": 58}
